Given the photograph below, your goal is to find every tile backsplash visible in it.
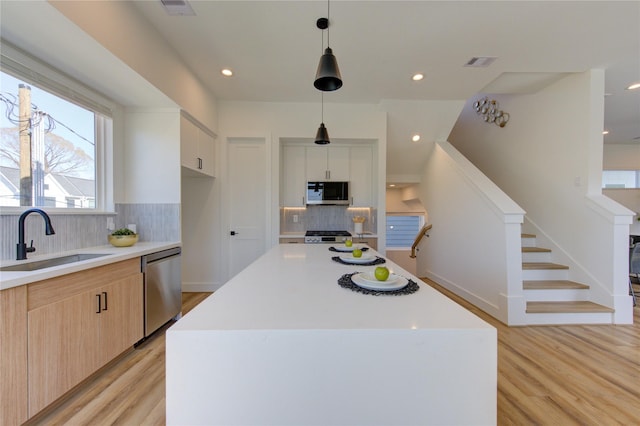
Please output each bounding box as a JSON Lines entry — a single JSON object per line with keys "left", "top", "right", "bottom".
{"left": 280, "top": 206, "right": 376, "bottom": 235}
{"left": 0, "top": 203, "right": 180, "bottom": 261}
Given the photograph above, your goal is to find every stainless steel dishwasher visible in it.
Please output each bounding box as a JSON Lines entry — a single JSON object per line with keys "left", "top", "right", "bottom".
{"left": 141, "top": 247, "right": 182, "bottom": 337}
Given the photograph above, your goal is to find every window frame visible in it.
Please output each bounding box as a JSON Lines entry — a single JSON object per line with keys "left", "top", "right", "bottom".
{"left": 0, "top": 41, "right": 114, "bottom": 214}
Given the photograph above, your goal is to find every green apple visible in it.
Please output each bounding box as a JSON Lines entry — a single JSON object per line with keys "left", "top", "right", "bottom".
{"left": 345, "top": 239, "right": 353, "bottom": 247}
{"left": 374, "top": 266, "right": 390, "bottom": 281}
{"left": 352, "top": 248, "right": 363, "bottom": 258}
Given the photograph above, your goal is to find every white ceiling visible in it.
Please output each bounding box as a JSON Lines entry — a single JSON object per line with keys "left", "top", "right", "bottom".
{"left": 1, "top": 1, "right": 638, "bottom": 182}
{"left": 129, "top": 1, "right": 639, "bottom": 136}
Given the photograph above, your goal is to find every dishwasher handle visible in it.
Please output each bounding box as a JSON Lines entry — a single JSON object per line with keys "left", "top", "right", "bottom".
{"left": 141, "top": 247, "right": 181, "bottom": 271}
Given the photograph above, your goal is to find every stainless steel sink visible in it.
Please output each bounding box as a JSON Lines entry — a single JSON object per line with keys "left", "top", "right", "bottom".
{"left": 0, "top": 253, "right": 109, "bottom": 272}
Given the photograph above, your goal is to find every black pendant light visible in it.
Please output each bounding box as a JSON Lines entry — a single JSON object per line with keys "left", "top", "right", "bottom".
{"left": 315, "top": 92, "right": 330, "bottom": 144}
{"left": 314, "top": 1, "right": 342, "bottom": 92}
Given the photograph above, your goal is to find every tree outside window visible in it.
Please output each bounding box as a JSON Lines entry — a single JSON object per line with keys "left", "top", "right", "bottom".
{"left": 0, "top": 71, "right": 96, "bottom": 208}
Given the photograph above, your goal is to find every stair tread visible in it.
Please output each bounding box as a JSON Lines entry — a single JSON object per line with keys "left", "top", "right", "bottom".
{"left": 526, "top": 301, "right": 614, "bottom": 314}
{"left": 521, "top": 233, "right": 536, "bottom": 238}
{"left": 522, "top": 247, "right": 552, "bottom": 253}
{"left": 523, "top": 280, "right": 589, "bottom": 290}
{"left": 523, "top": 262, "right": 569, "bottom": 270}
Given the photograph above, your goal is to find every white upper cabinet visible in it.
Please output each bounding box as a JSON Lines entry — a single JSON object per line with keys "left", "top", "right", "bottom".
{"left": 281, "top": 143, "right": 375, "bottom": 208}
{"left": 180, "top": 113, "right": 215, "bottom": 177}
{"left": 349, "top": 146, "right": 373, "bottom": 207}
{"left": 281, "top": 145, "right": 306, "bottom": 207}
{"left": 305, "top": 146, "right": 349, "bottom": 181}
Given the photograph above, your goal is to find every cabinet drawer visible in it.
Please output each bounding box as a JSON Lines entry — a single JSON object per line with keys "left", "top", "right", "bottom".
{"left": 28, "top": 258, "right": 140, "bottom": 311}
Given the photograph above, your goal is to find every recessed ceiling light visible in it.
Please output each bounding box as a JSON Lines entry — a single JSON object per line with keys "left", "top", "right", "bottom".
{"left": 627, "top": 82, "right": 640, "bottom": 90}
{"left": 389, "top": 184, "right": 396, "bottom": 187}
{"left": 412, "top": 73, "right": 424, "bottom": 81}
{"left": 602, "top": 130, "right": 609, "bottom": 135}
{"left": 412, "top": 134, "right": 421, "bottom": 142}
{"left": 221, "top": 69, "right": 233, "bottom": 77}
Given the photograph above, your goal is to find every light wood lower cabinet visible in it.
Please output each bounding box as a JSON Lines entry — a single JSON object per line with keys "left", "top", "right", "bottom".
{"left": 0, "top": 286, "right": 28, "bottom": 426}
{"left": 22, "top": 258, "right": 144, "bottom": 416}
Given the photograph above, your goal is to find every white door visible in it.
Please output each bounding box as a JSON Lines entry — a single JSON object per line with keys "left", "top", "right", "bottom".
{"left": 228, "top": 139, "right": 267, "bottom": 278}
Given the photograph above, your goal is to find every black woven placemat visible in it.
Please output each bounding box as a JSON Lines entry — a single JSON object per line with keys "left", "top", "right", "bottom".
{"left": 331, "top": 256, "right": 386, "bottom": 266}
{"left": 329, "top": 246, "right": 369, "bottom": 252}
{"left": 338, "top": 272, "right": 419, "bottom": 296}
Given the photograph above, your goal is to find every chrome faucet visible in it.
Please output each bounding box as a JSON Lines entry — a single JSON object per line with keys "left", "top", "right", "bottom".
{"left": 17, "top": 208, "right": 55, "bottom": 260}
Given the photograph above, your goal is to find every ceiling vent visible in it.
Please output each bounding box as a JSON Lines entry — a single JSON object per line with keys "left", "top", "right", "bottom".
{"left": 464, "top": 57, "right": 497, "bottom": 68}
{"left": 161, "top": 0, "right": 196, "bottom": 16}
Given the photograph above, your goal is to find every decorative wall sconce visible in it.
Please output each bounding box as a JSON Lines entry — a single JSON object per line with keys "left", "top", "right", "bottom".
{"left": 473, "top": 97, "right": 510, "bottom": 127}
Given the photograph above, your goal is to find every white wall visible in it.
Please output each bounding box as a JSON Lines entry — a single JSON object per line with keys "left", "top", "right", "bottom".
{"left": 603, "top": 144, "right": 640, "bottom": 235}
{"left": 416, "top": 141, "right": 525, "bottom": 324}
{"left": 214, "top": 101, "right": 387, "bottom": 285}
{"left": 50, "top": 0, "right": 218, "bottom": 133}
{"left": 122, "top": 109, "right": 181, "bottom": 204}
{"left": 386, "top": 186, "right": 426, "bottom": 214}
{"left": 449, "top": 70, "right": 634, "bottom": 323}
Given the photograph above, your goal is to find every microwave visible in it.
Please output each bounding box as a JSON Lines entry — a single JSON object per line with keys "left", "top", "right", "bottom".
{"left": 306, "top": 181, "right": 349, "bottom": 205}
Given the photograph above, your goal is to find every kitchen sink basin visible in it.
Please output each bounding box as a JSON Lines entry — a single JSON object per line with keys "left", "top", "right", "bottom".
{"left": 0, "top": 253, "right": 109, "bottom": 272}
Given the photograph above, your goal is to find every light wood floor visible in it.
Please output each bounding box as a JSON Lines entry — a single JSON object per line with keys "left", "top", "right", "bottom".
{"left": 27, "top": 285, "right": 640, "bottom": 425}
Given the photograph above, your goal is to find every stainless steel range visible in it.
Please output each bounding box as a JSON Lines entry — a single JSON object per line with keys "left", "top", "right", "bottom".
{"left": 304, "top": 230, "right": 352, "bottom": 244}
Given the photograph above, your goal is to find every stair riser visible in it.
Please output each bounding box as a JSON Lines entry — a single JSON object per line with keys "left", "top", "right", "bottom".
{"left": 521, "top": 252, "right": 552, "bottom": 263}
{"left": 523, "top": 269, "right": 569, "bottom": 281}
{"left": 524, "top": 289, "right": 590, "bottom": 302}
{"left": 524, "top": 312, "right": 613, "bottom": 325}
{"left": 521, "top": 237, "right": 536, "bottom": 247}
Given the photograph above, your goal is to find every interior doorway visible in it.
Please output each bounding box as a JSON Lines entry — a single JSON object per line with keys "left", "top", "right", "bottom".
{"left": 227, "top": 137, "right": 269, "bottom": 279}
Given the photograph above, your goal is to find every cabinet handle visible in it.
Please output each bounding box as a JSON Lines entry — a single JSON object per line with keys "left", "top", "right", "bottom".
{"left": 96, "top": 294, "right": 101, "bottom": 314}
{"left": 198, "top": 157, "right": 203, "bottom": 170}
{"left": 102, "top": 291, "right": 108, "bottom": 311}
{"left": 302, "top": 196, "right": 305, "bottom": 205}
{"left": 326, "top": 170, "right": 330, "bottom": 180}
{"left": 351, "top": 197, "right": 354, "bottom": 206}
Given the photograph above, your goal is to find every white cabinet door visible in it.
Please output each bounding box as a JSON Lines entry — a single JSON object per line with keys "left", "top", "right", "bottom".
{"left": 328, "top": 147, "right": 350, "bottom": 181}
{"left": 180, "top": 115, "right": 199, "bottom": 172}
{"left": 305, "top": 146, "right": 329, "bottom": 180}
{"left": 180, "top": 113, "right": 215, "bottom": 177}
{"left": 281, "top": 145, "right": 306, "bottom": 207}
{"left": 305, "top": 146, "right": 350, "bottom": 181}
{"left": 198, "top": 130, "right": 215, "bottom": 177}
{"left": 349, "top": 146, "right": 373, "bottom": 206}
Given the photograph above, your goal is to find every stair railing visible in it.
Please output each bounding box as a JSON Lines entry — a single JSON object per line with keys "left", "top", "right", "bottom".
{"left": 410, "top": 224, "right": 432, "bottom": 258}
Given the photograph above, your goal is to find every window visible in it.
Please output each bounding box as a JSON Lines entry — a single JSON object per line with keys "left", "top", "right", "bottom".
{"left": 602, "top": 170, "right": 640, "bottom": 189}
{"left": 0, "top": 43, "right": 113, "bottom": 211}
{"left": 386, "top": 215, "right": 424, "bottom": 247}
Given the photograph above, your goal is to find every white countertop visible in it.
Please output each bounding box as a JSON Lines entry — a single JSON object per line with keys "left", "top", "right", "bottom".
{"left": 172, "top": 243, "right": 490, "bottom": 332}
{"left": 0, "top": 241, "right": 181, "bottom": 290}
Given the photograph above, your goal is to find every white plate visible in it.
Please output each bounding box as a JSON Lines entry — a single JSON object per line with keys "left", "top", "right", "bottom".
{"left": 351, "top": 273, "right": 409, "bottom": 291}
{"left": 338, "top": 253, "right": 375, "bottom": 264}
{"left": 359, "top": 272, "right": 401, "bottom": 286}
{"left": 332, "top": 245, "right": 360, "bottom": 252}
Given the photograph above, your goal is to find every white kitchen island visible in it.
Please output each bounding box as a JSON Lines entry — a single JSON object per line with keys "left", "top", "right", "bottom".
{"left": 166, "top": 244, "right": 496, "bottom": 425}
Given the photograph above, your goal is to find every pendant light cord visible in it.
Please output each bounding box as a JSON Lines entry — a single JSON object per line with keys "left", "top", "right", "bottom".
{"left": 327, "top": 0, "right": 330, "bottom": 47}
{"left": 321, "top": 92, "right": 324, "bottom": 123}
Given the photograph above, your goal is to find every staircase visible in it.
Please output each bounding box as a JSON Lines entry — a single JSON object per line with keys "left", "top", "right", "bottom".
{"left": 521, "top": 233, "right": 614, "bottom": 325}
